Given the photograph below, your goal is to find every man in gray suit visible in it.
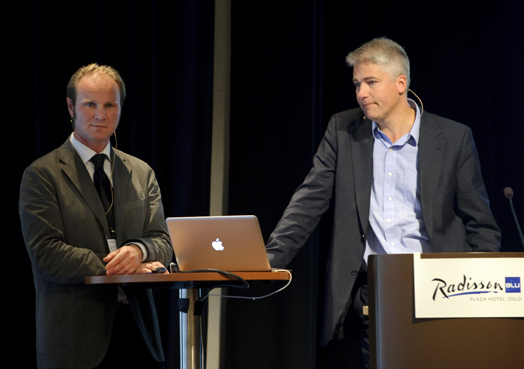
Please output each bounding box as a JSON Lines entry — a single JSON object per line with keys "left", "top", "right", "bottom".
{"left": 266, "top": 38, "right": 501, "bottom": 368}
{"left": 19, "top": 64, "right": 173, "bottom": 368}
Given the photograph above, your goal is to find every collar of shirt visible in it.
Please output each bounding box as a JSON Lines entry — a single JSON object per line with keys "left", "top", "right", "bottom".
{"left": 371, "top": 98, "right": 421, "bottom": 147}
{"left": 70, "top": 133, "right": 113, "bottom": 181}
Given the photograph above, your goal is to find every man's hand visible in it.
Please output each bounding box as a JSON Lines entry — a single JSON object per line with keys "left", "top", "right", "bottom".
{"left": 135, "top": 261, "right": 170, "bottom": 274}
{"left": 104, "top": 245, "right": 143, "bottom": 275}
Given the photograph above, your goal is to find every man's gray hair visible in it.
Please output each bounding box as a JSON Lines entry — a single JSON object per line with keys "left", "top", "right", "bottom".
{"left": 346, "top": 37, "right": 411, "bottom": 88}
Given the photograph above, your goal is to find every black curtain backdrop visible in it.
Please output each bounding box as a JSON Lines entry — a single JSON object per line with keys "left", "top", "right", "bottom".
{"left": 8, "top": 0, "right": 524, "bottom": 368}
{"left": 227, "top": 0, "right": 524, "bottom": 368}
{"left": 9, "top": 1, "right": 215, "bottom": 368}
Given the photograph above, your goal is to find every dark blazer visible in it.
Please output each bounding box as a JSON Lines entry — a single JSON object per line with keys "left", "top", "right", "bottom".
{"left": 19, "top": 138, "right": 173, "bottom": 368}
{"left": 266, "top": 108, "right": 501, "bottom": 346}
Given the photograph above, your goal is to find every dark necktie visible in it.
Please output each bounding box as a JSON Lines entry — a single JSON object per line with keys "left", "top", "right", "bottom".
{"left": 91, "top": 154, "right": 115, "bottom": 233}
{"left": 91, "top": 154, "right": 112, "bottom": 210}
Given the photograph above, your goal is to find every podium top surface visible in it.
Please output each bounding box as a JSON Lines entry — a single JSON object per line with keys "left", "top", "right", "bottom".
{"left": 370, "top": 251, "right": 524, "bottom": 260}
{"left": 85, "top": 270, "right": 291, "bottom": 285}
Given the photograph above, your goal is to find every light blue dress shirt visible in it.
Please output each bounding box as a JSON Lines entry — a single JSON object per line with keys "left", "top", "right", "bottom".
{"left": 364, "top": 99, "right": 432, "bottom": 263}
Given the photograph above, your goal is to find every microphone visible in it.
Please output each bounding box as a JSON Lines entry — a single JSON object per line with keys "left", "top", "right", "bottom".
{"left": 408, "top": 89, "right": 424, "bottom": 116}
{"left": 503, "top": 187, "right": 524, "bottom": 249}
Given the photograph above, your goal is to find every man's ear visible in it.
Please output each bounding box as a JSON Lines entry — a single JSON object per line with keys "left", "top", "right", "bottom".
{"left": 66, "top": 97, "right": 75, "bottom": 118}
{"left": 396, "top": 75, "right": 408, "bottom": 95}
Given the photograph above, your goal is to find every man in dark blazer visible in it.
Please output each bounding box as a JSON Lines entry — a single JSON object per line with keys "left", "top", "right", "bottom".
{"left": 265, "top": 38, "right": 500, "bottom": 368}
{"left": 19, "top": 64, "right": 173, "bottom": 368}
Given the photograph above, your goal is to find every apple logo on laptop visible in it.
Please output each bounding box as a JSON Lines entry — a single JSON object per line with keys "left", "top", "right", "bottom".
{"left": 212, "top": 238, "right": 225, "bottom": 251}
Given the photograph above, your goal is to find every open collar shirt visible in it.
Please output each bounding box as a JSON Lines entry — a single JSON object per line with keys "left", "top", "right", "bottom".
{"left": 364, "top": 99, "right": 432, "bottom": 263}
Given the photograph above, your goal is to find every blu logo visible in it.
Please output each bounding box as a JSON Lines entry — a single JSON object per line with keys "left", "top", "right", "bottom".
{"left": 505, "top": 277, "right": 521, "bottom": 293}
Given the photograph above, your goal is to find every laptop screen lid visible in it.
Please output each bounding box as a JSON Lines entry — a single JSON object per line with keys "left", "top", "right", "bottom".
{"left": 166, "top": 215, "right": 271, "bottom": 272}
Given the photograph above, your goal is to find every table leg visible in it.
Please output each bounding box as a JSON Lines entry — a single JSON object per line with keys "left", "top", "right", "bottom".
{"left": 179, "top": 288, "right": 203, "bottom": 369}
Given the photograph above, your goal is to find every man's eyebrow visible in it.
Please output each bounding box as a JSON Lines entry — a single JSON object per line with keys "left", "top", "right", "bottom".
{"left": 353, "top": 76, "right": 377, "bottom": 84}
{"left": 352, "top": 76, "right": 377, "bottom": 83}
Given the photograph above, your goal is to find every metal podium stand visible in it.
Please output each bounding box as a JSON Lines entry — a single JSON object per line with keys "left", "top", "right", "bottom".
{"left": 178, "top": 288, "right": 202, "bottom": 369}
{"left": 86, "top": 271, "right": 291, "bottom": 369}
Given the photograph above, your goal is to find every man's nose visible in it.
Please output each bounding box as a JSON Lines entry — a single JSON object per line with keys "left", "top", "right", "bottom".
{"left": 356, "top": 84, "right": 369, "bottom": 99}
{"left": 95, "top": 107, "right": 107, "bottom": 120}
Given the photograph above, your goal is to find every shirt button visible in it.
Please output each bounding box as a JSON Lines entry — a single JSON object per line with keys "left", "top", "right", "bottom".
{"left": 388, "top": 172, "right": 392, "bottom": 177}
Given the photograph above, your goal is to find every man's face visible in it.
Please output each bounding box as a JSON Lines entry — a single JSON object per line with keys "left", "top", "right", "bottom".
{"left": 67, "top": 73, "right": 121, "bottom": 152}
{"left": 352, "top": 62, "right": 406, "bottom": 125}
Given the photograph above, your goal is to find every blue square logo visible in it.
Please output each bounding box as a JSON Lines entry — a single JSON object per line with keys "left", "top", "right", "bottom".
{"left": 505, "top": 277, "right": 521, "bottom": 293}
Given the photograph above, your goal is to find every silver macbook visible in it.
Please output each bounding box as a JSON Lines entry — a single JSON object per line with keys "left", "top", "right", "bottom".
{"left": 165, "top": 215, "right": 272, "bottom": 272}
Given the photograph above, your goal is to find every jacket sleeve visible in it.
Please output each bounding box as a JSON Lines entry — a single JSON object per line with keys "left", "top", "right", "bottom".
{"left": 454, "top": 127, "right": 501, "bottom": 251}
{"left": 266, "top": 115, "right": 339, "bottom": 268}
{"left": 125, "top": 167, "right": 173, "bottom": 266}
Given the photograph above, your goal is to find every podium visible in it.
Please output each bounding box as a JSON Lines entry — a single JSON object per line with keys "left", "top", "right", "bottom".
{"left": 86, "top": 270, "right": 290, "bottom": 369}
{"left": 367, "top": 252, "right": 524, "bottom": 369}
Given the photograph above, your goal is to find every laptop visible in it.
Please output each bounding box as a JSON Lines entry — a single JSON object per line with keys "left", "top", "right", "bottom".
{"left": 165, "top": 215, "right": 272, "bottom": 272}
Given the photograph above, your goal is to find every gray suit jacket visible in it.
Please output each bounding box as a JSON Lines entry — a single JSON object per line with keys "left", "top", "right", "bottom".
{"left": 19, "top": 138, "right": 173, "bottom": 368}
{"left": 266, "top": 108, "right": 501, "bottom": 346}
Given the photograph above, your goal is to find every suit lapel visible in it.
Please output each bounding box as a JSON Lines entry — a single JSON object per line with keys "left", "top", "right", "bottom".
{"left": 350, "top": 117, "right": 374, "bottom": 233}
{"left": 111, "top": 150, "right": 131, "bottom": 243}
{"left": 60, "top": 144, "right": 133, "bottom": 245}
{"left": 59, "top": 140, "right": 113, "bottom": 236}
{"left": 418, "top": 114, "right": 445, "bottom": 236}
